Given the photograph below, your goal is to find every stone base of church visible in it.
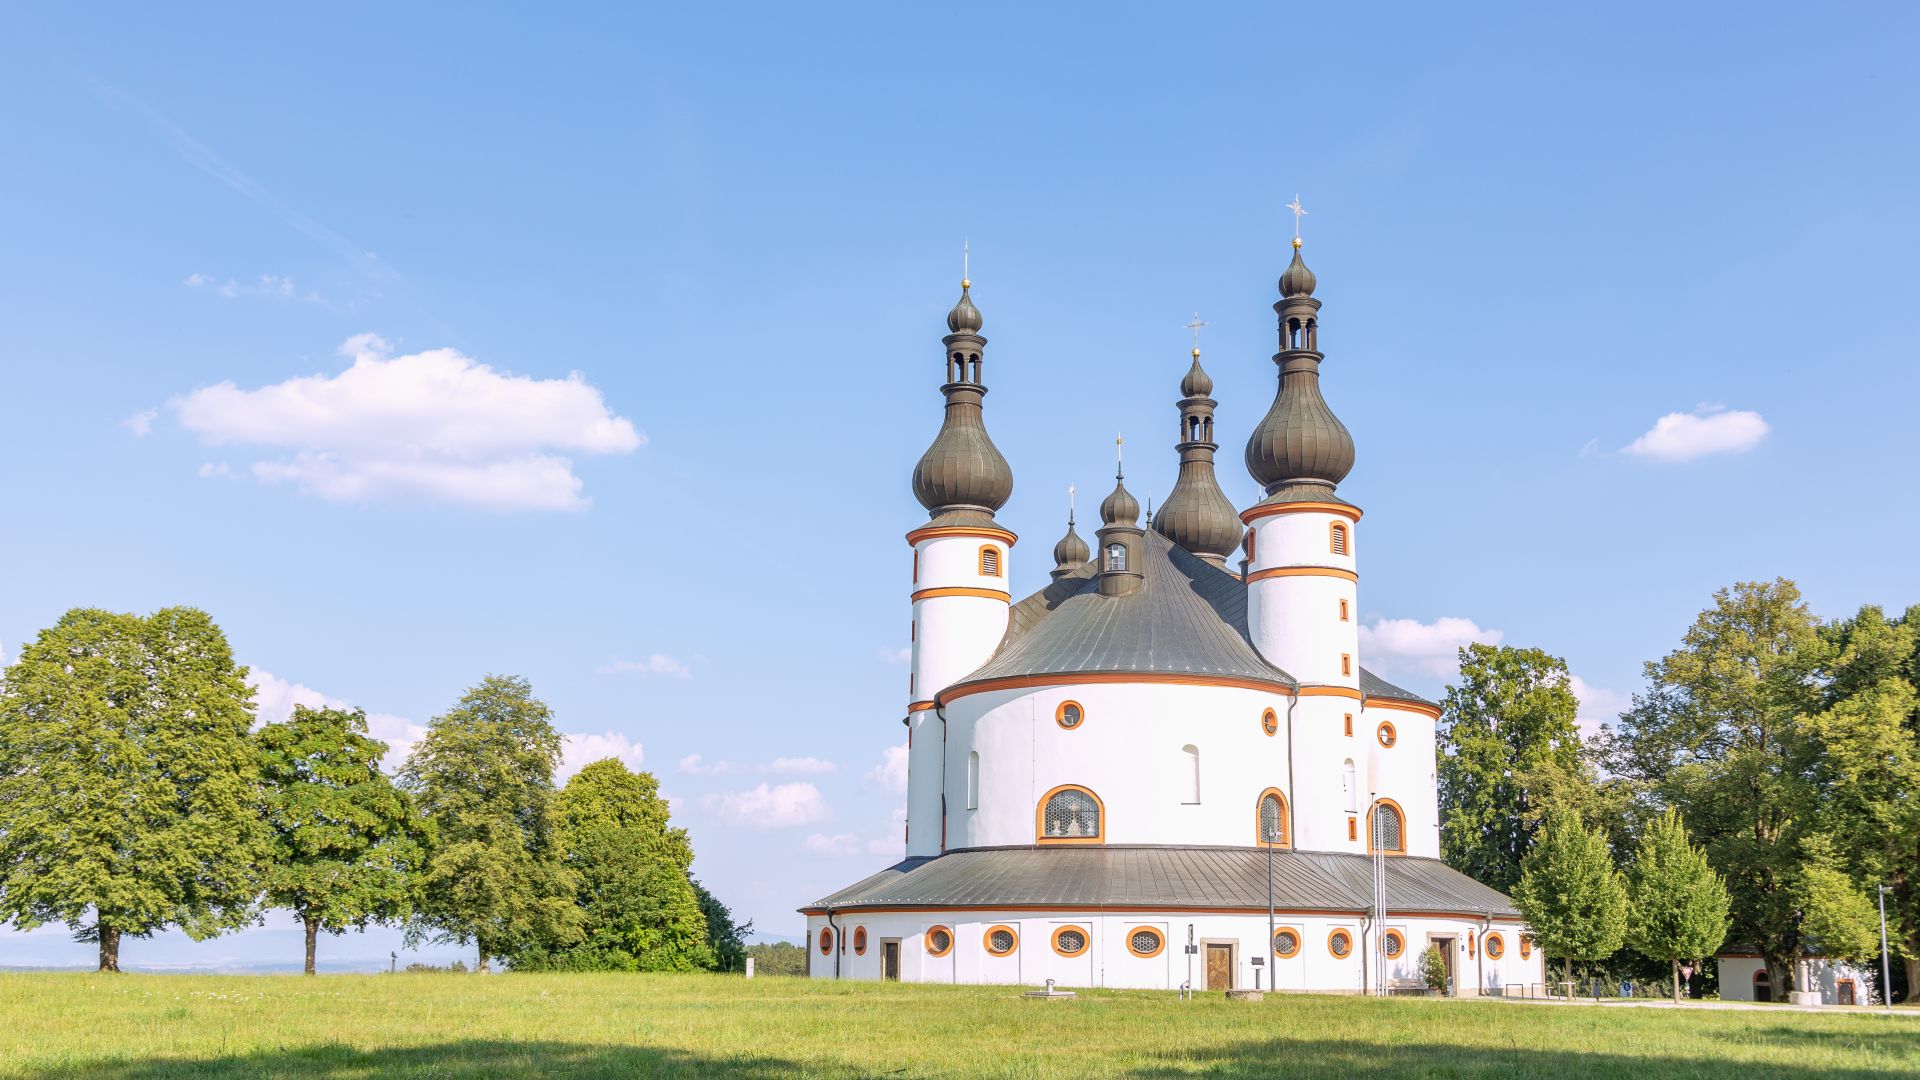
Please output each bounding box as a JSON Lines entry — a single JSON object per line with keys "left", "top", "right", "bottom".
{"left": 803, "top": 908, "right": 1544, "bottom": 995}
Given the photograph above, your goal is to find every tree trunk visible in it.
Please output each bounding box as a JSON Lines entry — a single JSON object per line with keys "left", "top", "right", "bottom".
{"left": 303, "top": 915, "right": 319, "bottom": 976}
{"left": 1672, "top": 959, "right": 1682, "bottom": 1004}
{"left": 476, "top": 942, "right": 489, "bottom": 974}
{"left": 98, "top": 925, "right": 120, "bottom": 973}
{"left": 1904, "top": 956, "right": 1919, "bottom": 1006}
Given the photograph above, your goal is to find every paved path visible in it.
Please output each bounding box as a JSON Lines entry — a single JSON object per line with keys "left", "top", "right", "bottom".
{"left": 1488, "top": 995, "right": 1919, "bottom": 1017}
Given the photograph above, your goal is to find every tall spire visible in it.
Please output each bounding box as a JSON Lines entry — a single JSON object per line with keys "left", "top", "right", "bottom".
{"left": 1245, "top": 201, "right": 1354, "bottom": 499}
{"left": 912, "top": 263, "right": 1012, "bottom": 527}
{"left": 1153, "top": 314, "right": 1244, "bottom": 566}
{"left": 1050, "top": 485, "right": 1090, "bottom": 579}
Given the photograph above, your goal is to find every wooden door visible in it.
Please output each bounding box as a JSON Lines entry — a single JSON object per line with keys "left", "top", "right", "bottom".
{"left": 1432, "top": 937, "right": 1455, "bottom": 995}
{"left": 882, "top": 941, "right": 900, "bottom": 981}
{"left": 1838, "top": 979, "right": 1855, "bottom": 1005}
{"left": 1205, "top": 944, "right": 1233, "bottom": 990}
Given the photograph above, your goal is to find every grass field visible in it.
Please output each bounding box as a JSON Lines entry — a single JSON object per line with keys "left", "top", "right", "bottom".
{"left": 2, "top": 972, "right": 1917, "bottom": 1079}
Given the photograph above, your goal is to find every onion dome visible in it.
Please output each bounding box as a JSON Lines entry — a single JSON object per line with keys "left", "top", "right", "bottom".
{"left": 1154, "top": 349, "right": 1244, "bottom": 565}
{"left": 913, "top": 279, "right": 1013, "bottom": 525}
{"left": 1246, "top": 238, "right": 1355, "bottom": 495}
{"left": 1100, "top": 471, "right": 1140, "bottom": 527}
{"left": 1051, "top": 509, "right": 1090, "bottom": 579}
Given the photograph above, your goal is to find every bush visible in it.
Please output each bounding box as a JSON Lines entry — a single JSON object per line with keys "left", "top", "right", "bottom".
{"left": 1419, "top": 945, "right": 1448, "bottom": 992}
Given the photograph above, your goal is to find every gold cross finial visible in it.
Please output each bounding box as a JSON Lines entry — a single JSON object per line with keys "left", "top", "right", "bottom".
{"left": 1115, "top": 433, "right": 1125, "bottom": 477}
{"left": 1286, "top": 195, "right": 1307, "bottom": 248}
{"left": 1185, "top": 312, "right": 1207, "bottom": 358}
{"left": 962, "top": 239, "right": 970, "bottom": 289}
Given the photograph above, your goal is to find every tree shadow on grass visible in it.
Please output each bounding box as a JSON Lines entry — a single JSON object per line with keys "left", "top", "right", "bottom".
{"left": 1123, "top": 1035, "right": 1919, "bottom": 1079}
{"left": 19, "top": 1040, "right": 822, "bottom": 1080}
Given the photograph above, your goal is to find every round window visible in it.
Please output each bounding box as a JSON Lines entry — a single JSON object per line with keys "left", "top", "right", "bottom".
{"left": 1261, "top": 708, "right": 1279, "bottom": 737}
{"left": 1273, "top": 929, "right": 1300, "bottom": 957}
{"left": 1377, "top": 722, "right": 1397, "bottom": 748}
{"left": 1053, "top": 926, "right": 1089, "bottom": 956}
{"left": 1486, "top": 933, "right": 1504, "bottom": 959}
{"left": 853, "top": 926, "right": 867, "bottom": 955}
{"left": 818, "top": 927, "right": 833, "bottom": 955}
{"left": 926, "top": 926, "right": 953, "bottom": 956}
{"left": 1127, "top": 928, "right": 1165, "bottom": 958}
{"left": 1329, "top": 929, "right": 1352, "bottom": 958}
{"left": 1384, "top": 930, "right": 1404, "bottom": 959}
{"left": 1057, "top": 701, "right": 1084, "bottom": 730}
{"left": 1520, "top": 935, "right": 1533, "bottom": 960}
{"left": 984, "top": 925, "right": 1018, "bottom": 956}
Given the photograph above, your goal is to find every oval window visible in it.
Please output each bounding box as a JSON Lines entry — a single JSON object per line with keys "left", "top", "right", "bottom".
{"left": 1273, "top": 928, "right": 1300, "bottom": 958}
{"left": 1328, "top": 929, "right": 1352, "bottom": 958}
{"left": 1127, "top": 927, "right": 1165, "bottom": 958}
{"left": 1384, "top": 930, "right": 1404, "bottom": 959}
{"left": 925, "top": 926, "right": 953, "bottom": 957}
{"left": 1377, "top": 721, "right": 1397, "bottom": 748}
{"left": 1057, "top": 701, "right": 1084, "bottom": 730}
{"left": 818, "top": 927, "right": 833, "bottom": 955}
{"left": 1052, "top": 926, "right": 1089, "bottom": 956}
{"left": 1261, "top": 708, "right": 1279, "bottom": 737}
{"left": 984, "top": 925, "right": 1018, "bottom": 956}
{"left": 1486, "top": 933, "right": 1505, "bottom": 960}
{"left": 1520, "top": 935, "right": 1533, "bottom": 960}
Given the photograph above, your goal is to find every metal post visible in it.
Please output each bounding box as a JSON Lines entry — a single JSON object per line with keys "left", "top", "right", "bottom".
{"left": 1880, "top": 885, "right": 1893, "bottom": 1012}
{"left": 1267, "top": 831, "right": 1276, "bottom": 985}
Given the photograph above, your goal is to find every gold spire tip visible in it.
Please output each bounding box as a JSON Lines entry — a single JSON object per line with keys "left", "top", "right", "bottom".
{"left": 1192, "top": 347, "right": 1201, "bottom": 358}
{"left": 961, "top": 278, "right": 971, "bottom": 289}
{"left": 1292, "top": 236, "right": 1303, "bottom": 250}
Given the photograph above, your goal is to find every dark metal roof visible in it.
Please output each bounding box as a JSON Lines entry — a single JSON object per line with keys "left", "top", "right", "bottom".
{"left": 1360, "top": 667, "right": 1440, "bottom": 709}
{"left": 804, "top": 846, "right": 1517, "bottom": 917}
{"left": 948, "top": 531, "right": 1296, "bottom": 693}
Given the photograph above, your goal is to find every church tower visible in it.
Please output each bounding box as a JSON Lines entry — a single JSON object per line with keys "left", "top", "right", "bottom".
{"left": 1151, "top": 326, "right": 1244, "bottom": 567}
{"left": 904, "top": 273, "right": 1015, "bottom": 856}
{"left": 1242, "top": 222, "right": 1364, "bottom": 852}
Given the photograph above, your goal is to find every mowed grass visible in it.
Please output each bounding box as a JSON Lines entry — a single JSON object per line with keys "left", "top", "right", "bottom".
{"left": 2, "top": 972, "right": 1917, "bottom": 1079}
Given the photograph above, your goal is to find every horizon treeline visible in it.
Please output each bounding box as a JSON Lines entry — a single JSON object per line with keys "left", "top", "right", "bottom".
{"left": 0, "top": 610, "right": 746, "bottom": 974}
{"left": 1439, "top": 579, "right": 1919, "bottom": 1002}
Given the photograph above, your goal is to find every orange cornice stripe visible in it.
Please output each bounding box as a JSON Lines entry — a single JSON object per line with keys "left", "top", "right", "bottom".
{"left": 907, "top": 700, "right": 936, "bottom": 713}
{"left": 906, "top": 525, "right": 1019, "bottom": 547}
{"left": 799, "top": 902, "right": 1528, "bottom": 919}
{"left": 911, "top": 586, "right": 1012, "bottom": 603}
{"left": 1297, "top": 685, "right": 1363, "bottom": 701}
{"left": 1241, "top": 501, "right": 1363, "bottom": 525}
{"left": 1368, "top": 697, "right": 1443, "bottom": 720}
{"left": 939, "top": 670, "right": 1296, "bottom": 706}
{"left": 1246, "top": 566, "right": 1358, "bottom": 584}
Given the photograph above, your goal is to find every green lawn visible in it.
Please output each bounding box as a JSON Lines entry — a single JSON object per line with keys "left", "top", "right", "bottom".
{"left": 1, "top": 972, "right": 1916, "bottom": 1078}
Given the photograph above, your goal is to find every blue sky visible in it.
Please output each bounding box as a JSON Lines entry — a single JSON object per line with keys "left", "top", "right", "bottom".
{"left": 2, "top": 4, "right": 1917, "bottom": 969}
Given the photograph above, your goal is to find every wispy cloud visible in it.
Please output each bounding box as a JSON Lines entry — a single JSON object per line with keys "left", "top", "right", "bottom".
{"left": 805, "top": 806, "right": 906, "bottom": 860}
{"left": 866, "top": 745, "right": 909, "bottom": 795}
{"left": 700, "top": 783, "right": 830, "bottom": 828}
{"left": 247, "top": 669, "right": 423, "bottom": 772}
{"left": 678, "top": 754, "right": 836, "bottom": 776}
{"left": 598, "top": 654, "right": 691, "bottom": 678}
{"left": 1568, "top": 675, "right": 1630, "bottom": 740}
{"left": 183, "top": 272, "right": 322, "bottom": 303}
{"left": 1621, "top": 405, "right": 1769, "bottom": 462}
{"left": 560, "top": 731, "right": 645, "bottom": 780}
{"left": 123, "top": 409, "right": 158, "bottom": 437}
{"left": 167, "top": 334, "right": 643, "bottom": 512}
{"left": 877, "top": 646, "right": 912, "bottom": 665}
{"left": 1358, "top": 617, "right": 1504, "bottom": 679}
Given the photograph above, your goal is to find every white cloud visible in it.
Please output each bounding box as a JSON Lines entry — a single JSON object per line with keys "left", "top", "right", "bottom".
{"left": 1568, "top": 675, "right": 1630, "bottom": 740}
{"left": 183, "top": 271, "right": 320, "bottom": 302}
{"left": 1621, "top": 406, "right": 1769, "bottom": 462}
{"left": 803, "top": 833, "right": 863, "bottom": 857}
{"left": 247, "top": 668, "right": 423, "bottom": 771}
{"left": 867, "top": 745, "right": 909, "bottom": 795}
{"left": 1358, "top": 617, "right": 1504, "bottom": 678}
{"left": 167, "top": 334, "right": 643, "bottom": 511}
{"left": 560, "top": 731, "right": 645, "bottom": 780}
{"left": 805, "top": 806, "right": 907, "bottom": 860}
{"left": 699, "top": 782, "right": 830, "bottom": 828}
{"left": 868, "top": 806, "right": 908, "bottom": 858}
{"left": 123, "top": 409, "right": 158, "bottom": 437}
{"left": 597, "top": 654, "right": 691, "bottom": 678}
{"left": 197, "top": 462, "right": 233, "bottom": 479}
{"left": 877, "top": 646, "right": 912, "bottom": 665}
{"left": 679, "top": 754, "right": 836, "bottom": 776}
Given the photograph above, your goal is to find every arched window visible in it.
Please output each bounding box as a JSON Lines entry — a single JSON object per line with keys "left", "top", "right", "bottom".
{"left": 1329, "top": 522, "right": 1349, "bottom": 556}
{"left": 1339, "top": 598, "right": 1350, "bottom": 622}
{"left": 1343, "top": 760, "right": 1357, "bottom": 814}
{"left": 966, "top": 751, "right": 979, "bottom": 810}
{"left": 978, "top": 545, "right": 1002, "bottom": 577}
{"left": 1105, "top": 543, "right": 1127, "bottom": 572}
{"left": 1181, "top": 744, "right": 1200, "bottom": 804}
{"left": 1037, "top": 785, "right": 1104, "bottom": 844}
{"left": 1257, "top": 788, "right": 1290, "bottom": 848}
{"left": 1369, "top": 799, "right": 1407, "bottom": 855}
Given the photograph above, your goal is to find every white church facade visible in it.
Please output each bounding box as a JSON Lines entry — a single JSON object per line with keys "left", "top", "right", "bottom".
{"left": 803, "top": 231, "right": 1544, "bottom": 995}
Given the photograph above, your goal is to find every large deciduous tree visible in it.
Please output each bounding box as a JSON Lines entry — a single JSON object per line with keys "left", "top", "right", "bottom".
{"left": 402, "top": 675, "right": 583, "bottom": 971}
{"left": 692, "top": 878, "right": 752, "bottom": 972}
{"left": 1512, "top": 808, "right": 1627, "bottom": 989}
{"left": 515, "top": 758, "right": 713, "bottom": 971}
{"left": 0, "top": 607, "right": 268, "bottom": 971}
{"left": 258, "top": 705, "right": 420, "bottom": 974}
{"left": 1437, "top": 644, "right": 1591, "bottom": 893}
{"left": 1624, "top": 810, "right": 1731, "bottom": 1002}
{"left": 1605, "top": 579, "right": 1827, "bottom": 993}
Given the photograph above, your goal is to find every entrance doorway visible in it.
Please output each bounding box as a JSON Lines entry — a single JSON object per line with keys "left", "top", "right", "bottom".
{"left": 881, "top": 940, "right": 900, "bottom": 981}
{"left": 1752, "top": 968, "right": 1772, "bottom": 1002}
{"left": 1838, "top": 978, "right": 1856, "bottom": 1005}
{"left": 1205, "top": 943, "right": 1235, "bottom": 991}
{"left": 1429, "top": 936, "right": 1455, "bottom": 995}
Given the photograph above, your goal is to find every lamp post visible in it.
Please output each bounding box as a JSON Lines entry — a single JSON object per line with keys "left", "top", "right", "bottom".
{"left": 1879, "top": 884, "right": 1893, "bottom": 1012}
{"left": 1267, "top": 823, "right": 1276, "bottom": 987}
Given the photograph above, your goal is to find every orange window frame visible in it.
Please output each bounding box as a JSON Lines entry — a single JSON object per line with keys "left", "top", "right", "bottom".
{"left": 1327, "top": 928, "right": 1353, "bottom": 959}
{"left": 978, "top": 545, "right": 1002, "bottom": 577}
{"left": 1329, "top": 522, "right": 1348, "bottom": 555}
{"left": 1051, "top": 925, "right": 1090, "bottom": 957}
{"left": 1368, "top": 798, "right": 1408, "bottom": 855}
{"left": 1273, "top": 927, "right": 1302, "bottom": 958}
{"left": 1255, "top": 787, "right": 1291, "bottom": 848}
{"left": 852, "top": 926, "right": 867, "bottom": 955}
{"left": 983, "top": 925, "right": 1019, "bottom": 956}
{"left": 1035, "top": 784, "right": 1105, "bottom": 845}
{"left": 1261, "top": 707, "right": 1279, "bottom": 737}
{"left": 1126, "top": 927, "right": 1166, "bottom": 958}
{"left": 1055, "top": 700, "right": 1086, "bottom": 730}
{"left": 1377, "top": 721, "right": 1397, "bottom": 748}
{"left": 1485, "top": 931, "right": 1505, "bottom": 960}
{"left": 924, "top": 925, "right": 954, "bottom": 957}
{"left": 818, "top": 927, "right": 833, "bottom": 955}
{"left": 1339, "top": 598, "right": 1350, "bottom": 622}
{"left": 1384, "top": 928, "right": 1405, "bottom": 959}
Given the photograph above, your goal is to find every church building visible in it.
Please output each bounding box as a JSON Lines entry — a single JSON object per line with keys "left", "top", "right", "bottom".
{"left": 803, "top": 228, "right": 1542, "bottom": 995}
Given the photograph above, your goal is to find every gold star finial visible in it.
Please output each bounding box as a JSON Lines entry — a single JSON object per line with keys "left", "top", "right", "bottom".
{"left": 1185, "top": 312, "right": 1207, "bottom": 358}
{"left": 1286, "top": 195, "right": 1307, "bottom": 247}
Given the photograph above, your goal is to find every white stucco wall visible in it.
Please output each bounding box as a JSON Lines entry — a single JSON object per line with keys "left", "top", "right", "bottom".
{"left": 1245, "top": 507, "right": 1360, "bottom": 686}
{"left": 1717, "top": 955, "right": 1876, "bottom": 1004}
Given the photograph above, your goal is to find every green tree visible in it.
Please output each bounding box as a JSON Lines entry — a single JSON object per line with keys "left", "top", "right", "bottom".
{"left": 257, "top": 705, "right": 420, "bottom": 975}
{"left": 1791, "top": 835, "right": 1879, "bottom": 966}
{"left": 746, "top": 940, "right": 809, "bottom": 976}
{"left": 1512, "top": 808, "right": 1627, "bottom": 990}
{"left": 692, "top": 878, "right": 752, "bottom": 972}
{"left": 0, "top": 608, "right": 268, "bottom": 971}
{"left": 1437, "top": 644, "right": 1591, "bottom": 893}
{"left": 1605, "top": 579, "right": 1828, "bottom": 992}
{"left": 1624, "top": 810, "right": 1731, "bottom": 1002}
{"left": 401, "top": 675, "right": 583, "bottom": 971}
{"left": 515, "top": 758, "right": 713, "bottom": 971}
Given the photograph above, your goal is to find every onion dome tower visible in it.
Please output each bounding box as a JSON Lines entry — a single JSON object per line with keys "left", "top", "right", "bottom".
{"left": 1095, "top": 442, "right": 1144, "bottom": 598}
{"left": 1240, "top": 205, "right": 1366, "bottom": 853}
{"left": 1151, "top": 322, "right": 1245, "bottom": 568}
{"left": 1051, "top": 491, "right": 1090, "bottom": 580}
{"left": 903, "top": 265, "right": 1017, "bottom": 857}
